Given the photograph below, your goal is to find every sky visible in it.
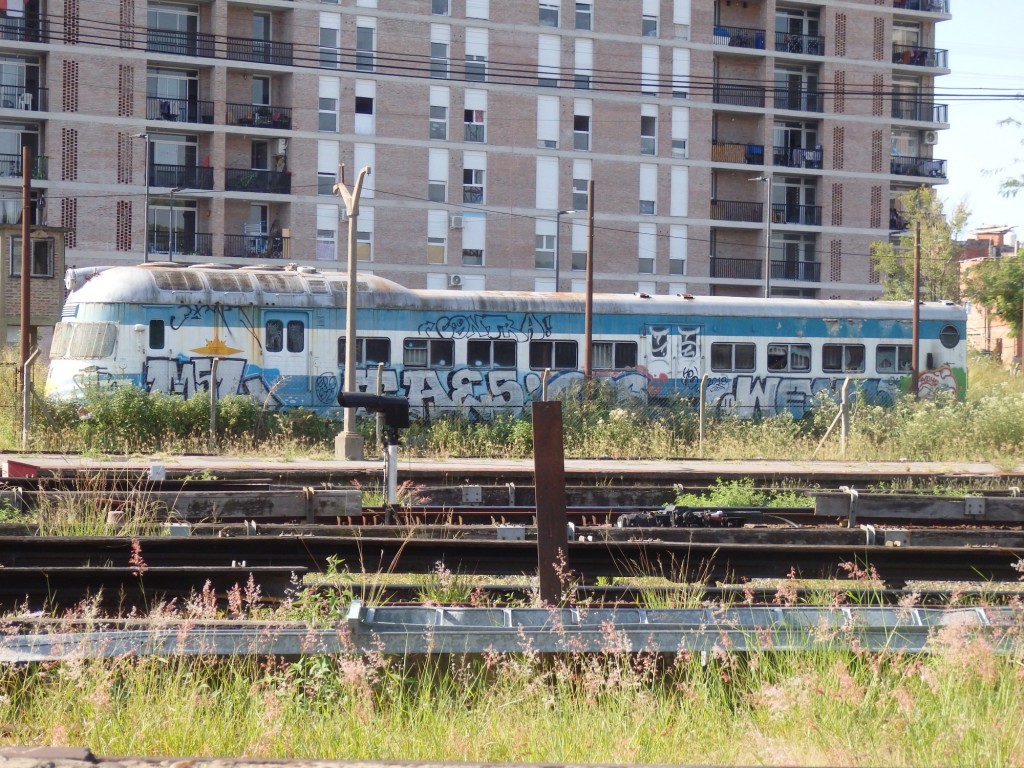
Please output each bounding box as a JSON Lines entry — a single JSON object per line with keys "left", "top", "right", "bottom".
{"left": 934, "top": 0, "right": 1024, "bottom": 235}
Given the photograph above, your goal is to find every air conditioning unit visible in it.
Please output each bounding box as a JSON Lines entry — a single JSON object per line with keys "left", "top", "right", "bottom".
{"left": 449, "top": 215, "right": 464, "bottom": 229}
{"left": 922, "top": 130, "right": 939, "bottom": 146}
{"left": 275, "top": 138, "right": 289, "bottom": 155}
{"left": 448, "top": 274, "right": 463, "bottom": 288}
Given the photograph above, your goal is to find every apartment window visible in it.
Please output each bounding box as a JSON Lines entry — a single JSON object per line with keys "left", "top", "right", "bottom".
{"left": 530, "top": 340, "right": 577, "bottom": 370}
{"left": 337, "top": 337, "right": 391, "bottom": 367}
{"left": 572, "top": 177, "right": 588, "bottom": 210}
{"left": 463, "top": 168, "right": 484, "bottom": 203}
{"left": 316, "top": 228, "right": 336, "bottom": 260}
{"left": 639, "top": 254, "right": 654, "bottom": 273}
{"left": 639, "top": 164, "right": 657, "bottom": 215}
{"left": 429, "top": 149, "right": 448, "bottom": 202}
{"left": 8, "top": 237, "right": 53, "bottom": 277}
{"left": 822, "top": 344, "right": 865, "bottom": 373}
{"left": 539, "top": 2, "right": 559, "bottom": 27}
{"left": 571, "top": 251, "right": 586, "bottom": 271}
{"left": 639, "top": 200, "right": 655, "bottom": 215}
{"left": 404, "top": 338, "right": 454, "bottom": 368}
{"left": 355, "top": 25, "right": 375, "bottom": 71}
{"left": 356, "top": 229, "right": 372, "bottom": 261}
{"left": 465, "top": 55, "right": 486, "bottom": 82}
{"left": 710, "top": 342, "right": 756, "bottom": 372}
{"left": 464, "top": 109, "right": 485, "bottom": 142}
{"left": 638, "top": 224, "right": 655, "bottom": 274}
{"left": 574, "top": 39, "right": 592, "bottom": 90}
{"left": 592, "top": 341, "right": 637, "bottom": 370}
{"left": 642, "top": 14, "right": 658, "bottom": 36}
{"left": 317, "top": 97, "right": 338, "bottom": 132}
{"left": 641, "top": 114, "right": 656, "bottom": 155}
{"left": 432, "top": 0, "right": 449, "bottom": 14}
{"left": 427, "top": 236, "right": 446, "bottom": 264}
{"left": 319, "top": 27, "right": 339, "bottom": 69}
{"left": 535, "top": 234, "right": 555, "bottom": 269}
{"left": 428, "top": 181, "right": 446, "bottom": 202}
{"left": 462, "top": 249, "right": 484, "bottom": 267}
{"left": 671, "top": 138, "right": 687, "bottom": 158}
{"left": 575, "top": 2, "right": 592, "bottom": 30}
{"left": 431, "top": 41, "right": 449, "bottom": 78}
{"left": 876, "top": 345, "right": 912, "bottom": 374}
{"left": 669, "top": 257, "right": 685, "bottom": 275}
{"left": 537, "top": 34, "right": 560, "bottom": 87}
{"left": 429, "top": 105, "right": 448, "bottom": 140}
{"left": 318, "top": 172, "right": 336, "bottom": 195}
{"left": 767, "top": 343, "right": 812, "bottom": 372}
{"left": 468, "top": 339, "right": 517, "bottom": 368}
{"left": 573, "top": 114, "right": 590, "bottom": 150}
{"left": 354, "top": 95, "right": 374, "bottom": 134}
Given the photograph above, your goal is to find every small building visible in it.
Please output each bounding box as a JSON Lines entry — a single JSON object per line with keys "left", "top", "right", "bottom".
{"left": 960, "top": 226, "right": 1019, "bottom": 365}
{"left": 0, "top": 224, "right": 67, "bottom": 354}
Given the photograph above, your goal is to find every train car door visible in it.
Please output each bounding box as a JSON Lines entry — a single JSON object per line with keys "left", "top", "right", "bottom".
{"left": 262, "top": 310, "right": 310, "bottom": 399}
{"left": 643, "top": 324, "right": 703, "bottom": 395}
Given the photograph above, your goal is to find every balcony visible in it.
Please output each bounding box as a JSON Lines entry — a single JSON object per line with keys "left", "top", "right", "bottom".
{"left": 712, "top": 142, "right": 765, "bottom": 164}
{"left": 891, "top": 99, "right": 948, "bottom": 123}
{"left": 0, "top": 85, "right": 47, "bottom": 111}
{"left": 771, "top": 203, "right": 822, "bottom": 226}
{"left": 772, "top": 260, "right": 820, "bottom": 282}
{"left": 147, "top": 231, "right": 213, "bottom": 258}
{"left": 146, "top": 29, "right": 216, "bottom": 58}
{"left": 712, "top": 25, "right": 766, "bottom": 50}
{"left": 223, "top": 233, "right": 289, "bottom": 259}
{"left": 0, "top": 153, "right": 46, "bottom": 180}
{"left": 711, "top": 199, "right": 762, "bottom": 223}
{"left": 150, "top": 164, "right": 215, "bottom": 190}
{"left": 146, "top": 96, "right": 214, "bottom": 125}
{"left": 713, "top": 83, "right": 765, "bottom": 108}
{"left": 775, "top": 31, "right": 824, "bottom": 56}
{"left": 892, "top": 44, "right": 948, "bottom": 68}
{"left": 772, "top": 88, "right": 823, "bottom": 113}
{"left": 224, "top": 168, "right": 292, "bottom": 194}
{"left": 773, "top": 145, "right": 823, "bottom": 169}
{"left": 889, "top": 208, "right": 910, "bottom": 231}
{"left": 0, "top": 15, "right": 48, "bottom": 42}
{"left": 710, "top": 257, "right": 762, "bottom": 280}
{"left": 894, "top": 0, "right": 948, "bottom": 12}
{"left": 890, "top": 155, "right": 946, "bottom": 178}
{"left": 224, "top": 37, "right": 293, "bottom": 66}
{"left": 226, "top": 103, "right": 292, "bottom": 129}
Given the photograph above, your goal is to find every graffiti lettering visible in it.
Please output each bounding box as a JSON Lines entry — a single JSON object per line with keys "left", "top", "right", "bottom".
{"left": 418, "top": 313, "right": 553, "bottom": 342}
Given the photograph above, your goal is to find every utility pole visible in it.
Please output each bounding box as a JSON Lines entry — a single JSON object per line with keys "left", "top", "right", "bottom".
{"left": 911, "top": 219, "right": 921, "bottom": 397}
{"left": 583, "top": 179, "right": 595, "bottom": 379}
{"left": 19, "top": 145, "right": 31, "bottom": 392}
{"left": 334, "top": 164, "right": 371, "bottom": 461}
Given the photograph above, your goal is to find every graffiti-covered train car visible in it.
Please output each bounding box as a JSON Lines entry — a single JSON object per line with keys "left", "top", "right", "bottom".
{"left": 46, "top": 263, "right": 967, "bottom": 418}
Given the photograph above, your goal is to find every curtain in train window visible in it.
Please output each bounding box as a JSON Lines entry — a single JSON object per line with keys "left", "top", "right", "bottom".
{"left": 266, "top": 320, "right": 284, "bottom": 352}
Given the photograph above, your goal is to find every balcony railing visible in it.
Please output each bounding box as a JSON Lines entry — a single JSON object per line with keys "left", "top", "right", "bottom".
{"left": 150, "top": 164, "right": 215, "bottom": 190}
{"left": 711, "top": 142, "right": 765, "bottom": 164}
{"left": 892, "top": 44, "right": 948, "bottom": 68}
{"left": 146, "top": 95, "right": 214, "bottom": 125}
{"left": 224, "top": 168, "right": 292, "bottom": 194}
{"left": 711, "top": 257, "right": 762, "bottom": 280}
{"left": 773, "top": 88, "right": 823, "bottom": 112}
{"left": 890, "top": 155, "right": 946, "bottom": 178}
{"left": 712, "top": 24, "right": 766, "bottom": 50}
{"left": 773, "top": 145, "right": 823, "bottom": 169}
{"left": 772, "top": 260, "right": 821, "bottom": 282}
{"left": 147, "top": 231, "right": 213, "bottom": 258}
{"left": 0, "top": 153, "right": 47, "bottom": 180}
{"left": 146, "top": 28, "right": 217, "bottom": 58}
{"left": 775, "top": 31, "right": 824, "bottom": 56}
{"left": 771, "top": 203, "right": 822, "bottom": 226}
{"left": 713, "top": 83, "right": 765, "bottom": 108}
{"left": 223, "top": 233, "right": 290, "bottom": 259}
{"left": 0, "top": 15, "right": 48, "bottom": 42}
{"left": 226, "top": 102, "right": 292, "bottom": 129}
{"left": 0, "top": 85, "right": 47, "bottom": 112}
{"left": 225, "top": 37, "right": 294, "bottom": 66}
{"left": 711, "top": 199, "right": 762, "bottom": 223}
{"left": 894, "top": 0, "right": 948, "bottom": 12}
{"left": 891, "top": 99, "right": 947, "bottom": 123}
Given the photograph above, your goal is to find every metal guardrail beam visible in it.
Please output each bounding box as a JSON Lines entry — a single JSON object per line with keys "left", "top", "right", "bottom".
{"left": 2, "top": 603, "right": 1020, "bottom": 661}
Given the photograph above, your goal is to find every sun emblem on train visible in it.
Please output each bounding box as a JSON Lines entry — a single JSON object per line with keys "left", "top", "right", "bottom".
{"left": 191, "top": 318, "right": 241, "bottom": 356}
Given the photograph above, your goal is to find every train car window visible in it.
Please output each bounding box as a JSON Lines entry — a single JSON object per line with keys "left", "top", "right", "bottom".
{"left": 592, "top": 341, "right": 638, "bottom": 370}
{"left": 286, "top": 320, "right": 305, "bottom": 353}
{"left": 823, "top": 343, "right": 865, "bottom": 373}
{"left": 940, "top": 325, "right": 960, "bottom": 349}
{"left": 148, "top": 320, "right": 165, "bottom": 350}
{"left": 468, "top": 339, "right": 517, "bottom": 368}
{"left": 404, "top": 338, "right": 454, "bottom": 368}
{"left": 50, "top": 324, "right": 71, "bottom": 358}
{"left": 876, "top": 344, "right": 911, "bottom": 373}
{"left": 529, "top": 340, "right": 578, "bottom": 370}
{"left": 337, "top": 337, "right": 393, "bottom": 367}
{"left": 266, "top": 320, "right": 284, "bottom": 352}
{"left": 710, "top": 342, "right": 755, "bottom": 372}
{"left": 767, "top": 343, "right": 811, "bottom": 372}
{"left": 63, "top": 323, "right": 116, "bottom": 359}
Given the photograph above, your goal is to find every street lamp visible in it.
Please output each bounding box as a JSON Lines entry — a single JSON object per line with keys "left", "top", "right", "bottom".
{"left": 554, "top": 209, "right": 576, "bottom": 292}
{"left": 132, "top": 133, "right": 150, "bottom": 263}
{"left": 749, "top": 175, "right": 772, "bottom": 298}
{"left": 168, "top": 187, "right": 182, "bottom": 260}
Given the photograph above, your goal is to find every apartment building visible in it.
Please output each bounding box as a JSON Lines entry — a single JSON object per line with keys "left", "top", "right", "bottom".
{"left": 1, "top": 0, "right": 950, "bottom": 298}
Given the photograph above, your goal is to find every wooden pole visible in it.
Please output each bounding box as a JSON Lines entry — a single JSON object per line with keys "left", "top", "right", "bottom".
{"left": 19, "top": 145, "right": 31, "bottom": 392}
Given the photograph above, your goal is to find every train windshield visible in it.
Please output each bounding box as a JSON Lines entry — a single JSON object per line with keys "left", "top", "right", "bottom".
{"left": 50, "top": 322, "right": 117, "bottom": 359}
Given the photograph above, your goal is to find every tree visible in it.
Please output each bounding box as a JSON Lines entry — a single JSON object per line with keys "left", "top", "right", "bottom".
{"left": 996, "top": 116, "right": 1024, "bottom": 199}
{"left": 962, "top": 247, "right": 1024, "bottom": 341}
{"left": 870, "top": 187, "right": 969, "bottom": 301}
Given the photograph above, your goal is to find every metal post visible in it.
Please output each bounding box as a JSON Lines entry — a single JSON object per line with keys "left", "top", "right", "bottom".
{"left": 132, "top": 133, "right": 150, "bottom": 262}
{"left": 209, "top": 357, "right": 219, "bottom": 453}
{"left": 840, "top": 377, "right": 850, "bottom": 459}
{"left": 532, "top": 400, "right": 570, "bottom": 606}
{"left": 375, "top": 362, "right": 385, "bottom": 448}
{"left": 21, "top": 348, "right": 39, "bottom": 449}
{"left": 334, "top": 164, "right": 371, "bottom": 461}
{"left": 554, "top": 209, "right": 575, "bottom": 292}
{"left": 583, "top": 180, "right": 595, "bottom": 378}
{"left": 385, "top": 444, "right": 398, "bottom": 507}
{"left": 699, "top": 373, "right": 708, "bottom": 458}
{"left": 19, "top": 145, "right": 31, "bottom": 390}
{"left": 911, "top": 219, "right": 921, "bottom": 396}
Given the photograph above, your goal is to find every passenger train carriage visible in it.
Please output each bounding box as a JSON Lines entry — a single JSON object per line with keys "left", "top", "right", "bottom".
{"left": 47, "top": 263, "right": 968, "bottom": 418}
